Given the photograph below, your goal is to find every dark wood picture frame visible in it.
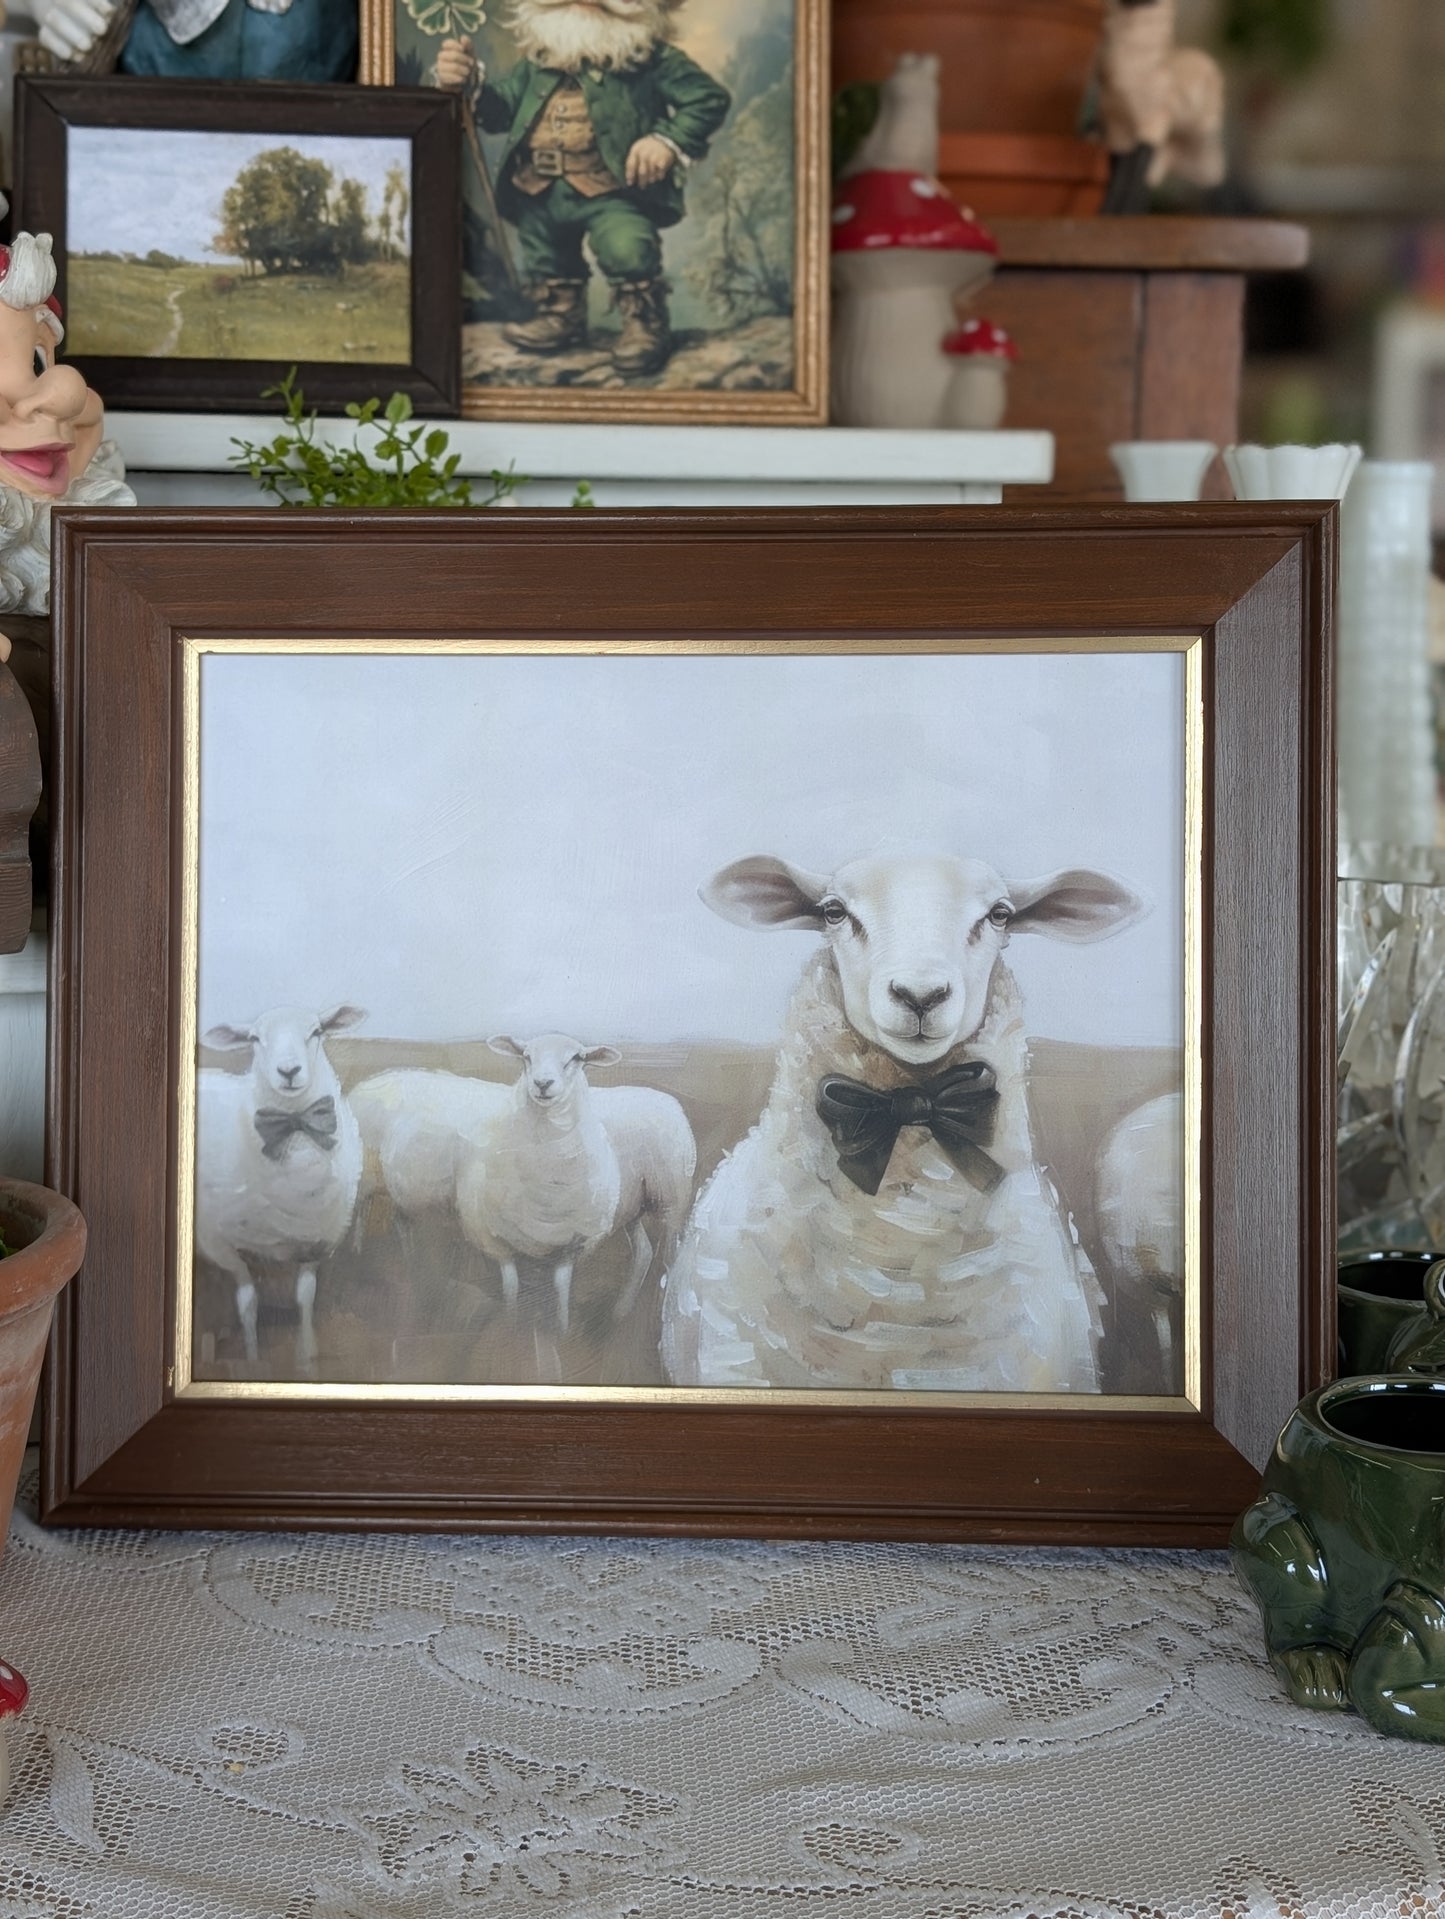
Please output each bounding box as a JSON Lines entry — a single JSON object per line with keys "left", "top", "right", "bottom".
{"left": 42, "top": 506, "right": 1335, "bottom": 1544}
{"left": 14, "top": 76, "right": 461, "bottom": 415}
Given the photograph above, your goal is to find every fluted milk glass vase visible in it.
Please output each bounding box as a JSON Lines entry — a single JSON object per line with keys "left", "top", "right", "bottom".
{"left": 1337, "top": 462, "right": 1437, "bottom": 850}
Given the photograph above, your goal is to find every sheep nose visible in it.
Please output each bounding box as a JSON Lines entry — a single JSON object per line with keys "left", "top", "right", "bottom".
{"left": 889, "top": 980, "right": 952, "bottom": 1017}
{"left": 278, "top": 1064, "right": 301, "bottom": 1087}
{"left": 533, "top": 1076, "right": 555, "bottom": 1096}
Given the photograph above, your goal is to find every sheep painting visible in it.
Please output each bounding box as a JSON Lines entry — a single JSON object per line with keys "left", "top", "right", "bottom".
{"left": 660, "top": 854, "right": 1146, "bottom": 1393}
{"left": 351, "top": 1036, "right": 696, "bottom": 1335}
{"left": 195, "top": 1004, "right": 366, "bottom": 1374}
{"left": 187, "top": 645, "right": 1190, "bottom": 1395}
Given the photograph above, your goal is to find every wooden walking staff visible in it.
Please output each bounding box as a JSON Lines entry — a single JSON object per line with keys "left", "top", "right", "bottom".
{"left": 406, "top": 0, "right": 523, "bottom": 295}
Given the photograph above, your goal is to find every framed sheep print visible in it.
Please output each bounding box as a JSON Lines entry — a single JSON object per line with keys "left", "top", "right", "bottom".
{"left": 357, "top": 0, "right": 828, "bottom": 424}
{"left": 42, "top": 506, "right": 1334, "bottom": 1544}
{"left": 13, "top": 76, "right": 462, "bottom": 415}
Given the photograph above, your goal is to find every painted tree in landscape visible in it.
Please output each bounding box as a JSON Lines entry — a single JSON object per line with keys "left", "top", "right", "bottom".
{"left": 215, "top": 147, "right": 392, "bottom": 276}
{"left": 378, "top": 162, "right": 411, "bottom": 263}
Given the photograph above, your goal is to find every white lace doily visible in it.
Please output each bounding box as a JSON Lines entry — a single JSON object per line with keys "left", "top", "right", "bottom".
{"left": 0, "top": 1454, "right": 1440, "bottom": 1918}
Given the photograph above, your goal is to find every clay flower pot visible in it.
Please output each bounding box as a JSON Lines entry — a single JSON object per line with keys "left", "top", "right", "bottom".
{"left": 833, "top": 0, "right": 1106, "bottom": 143}
{"left": 938, "top": 131, "right": 1110, "bottom": 217}
{"left": 0, "top": 1179, "right": 86, "bottom": 1571}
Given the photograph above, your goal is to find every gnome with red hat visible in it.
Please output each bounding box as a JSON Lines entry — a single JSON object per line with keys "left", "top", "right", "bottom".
{"left": 0, "top": 232, "right": 135, "bottom": 625}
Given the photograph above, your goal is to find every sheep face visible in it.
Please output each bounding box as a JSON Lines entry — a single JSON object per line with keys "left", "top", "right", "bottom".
{"left": 490, "top": 1033, "right": 621, "bottom": 1108}
{"left": 704, "top": 853, "right": 1147, "bottom": 1068}
{"left": 204, "top": 1004, "right": 365, "bottom": 1099}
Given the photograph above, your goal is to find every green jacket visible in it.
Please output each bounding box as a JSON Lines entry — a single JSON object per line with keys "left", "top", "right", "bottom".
{"left": 479, "top": 43, "right": 731, "bottom": 227}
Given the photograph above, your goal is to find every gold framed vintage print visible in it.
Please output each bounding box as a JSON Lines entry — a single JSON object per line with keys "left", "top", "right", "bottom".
{"left": 359, "top": 0, "right": 828, "bottom": 423}
{"left": 43, "top": 507, "right": 1334, "bottom": 1543}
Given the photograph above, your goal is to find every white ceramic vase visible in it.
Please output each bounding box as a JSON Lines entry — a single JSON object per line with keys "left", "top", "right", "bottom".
{"left": 1109, "top": 441, "right": 1217, "bottom": 502}
{"left": 1223, "top": 442, "right": 1362, "bottom": 501}
{"left": 1336, "top": 461, "right": 1438, "bottom": 850}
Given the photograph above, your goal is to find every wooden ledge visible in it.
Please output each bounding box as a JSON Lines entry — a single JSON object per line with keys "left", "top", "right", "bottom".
{"left": 993, "top": 215, "right": 1310, "bottom": 274}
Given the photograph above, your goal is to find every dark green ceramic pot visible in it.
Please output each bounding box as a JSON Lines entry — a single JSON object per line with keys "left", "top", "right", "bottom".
{"left": 1337, "top": 1251, "right": 1439, "bottom": 1374}
{"left": 1232, "top": 1376, "right": 1445, "bottom": 1742}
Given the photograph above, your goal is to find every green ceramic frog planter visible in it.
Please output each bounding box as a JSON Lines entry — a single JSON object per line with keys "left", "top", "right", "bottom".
{"left": 1336, "top": 1250, "right": 1438, "bottom": 1374}
{"left": 1385, "top": 1259, "right": 1445, "bottom": 1373}
{"left": 1231, "top": 1376, "right": 1445, "bottom": 1743}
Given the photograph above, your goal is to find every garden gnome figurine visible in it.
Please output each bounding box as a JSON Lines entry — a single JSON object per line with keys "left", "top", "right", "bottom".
{"left": 28, "top": 0, "right": 358, "bottom": 81}
{"left": 0, "top": 231, "right": 135, "bottom": 620}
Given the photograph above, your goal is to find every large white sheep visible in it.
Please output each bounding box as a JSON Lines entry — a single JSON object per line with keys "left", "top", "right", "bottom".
{"left": 353, "top": 1037, "right": 697, "bottom": 1333}
{"left": 660, "top": 853, "right": 1146, "bottom": 1393}
{"left": 196, "top": 1004, "right": 365, "bottom": 1373}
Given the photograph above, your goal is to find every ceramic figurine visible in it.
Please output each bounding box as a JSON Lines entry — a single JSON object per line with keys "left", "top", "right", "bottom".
{"left": 1337, "top": 1250, "right": 1438, "bottom": 1376}
{"left": 29, "top": 0, "right": 357, "bottom": 81}
{"left": 938, "top": 317, "right": 1016, "bottom": 430}
{"left": 0, "top": 232, "right": 134, "bottom": 620}
{"left": 0, "top": 1658, "right": 25, "bottom": 1811}
{"left": 1098, "top": 0, "right": 1226, "bottom": 214}
{"left": 1385, "top": 1259, "right": 1445, "bottom": 1373}
{"left": 1232, "top": 1376, "right": 1445, "bottom": 1743}
{"left": 1109, "top": 439, "right": 1216, "bottom": 502}
{"left": 831, "top": 54, "right": 999, "bottom": 429}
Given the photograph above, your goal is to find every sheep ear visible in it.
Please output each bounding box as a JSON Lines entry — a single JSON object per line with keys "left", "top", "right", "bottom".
{"left": 583, "top": 1044, "right": 621, "bottom": 1068}
{"left": 703, "top": 856, "right": 831, "bottom": 930}
{"left": 319, "top": 1004, "right": 365, "bottom": 1034}
{"left": 203, "top": 1023, "right": 255, "bottom": 1052}
{"left": 489, "top": 1035, "right": 525, "bottom": 1059}
{"left": 1007, "top": 869, "right": 1148, "bottom": 943}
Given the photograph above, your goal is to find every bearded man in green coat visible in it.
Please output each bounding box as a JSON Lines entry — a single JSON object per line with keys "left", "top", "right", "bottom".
{"left": 436, "top": 0, "right": 730, "bottom": 377}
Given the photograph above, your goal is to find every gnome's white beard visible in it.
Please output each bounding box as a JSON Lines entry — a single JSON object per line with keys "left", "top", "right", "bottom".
{"left": 0, "top": 441, "right": 136, "bottom": 616}
{"left": 505, "top": 0, "right": 677, "bottom": 72}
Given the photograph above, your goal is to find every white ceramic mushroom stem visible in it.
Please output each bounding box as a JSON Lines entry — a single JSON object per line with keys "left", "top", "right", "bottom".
{"left": 939, "top": 355, "right": 1011, "bottom": 430}
{"left": 831, "top": 250, "right": 995, "bottom": 430}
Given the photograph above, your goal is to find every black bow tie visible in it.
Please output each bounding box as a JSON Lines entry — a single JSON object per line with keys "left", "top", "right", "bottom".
{"left": 253, "top": 1095, "right": 339, "bottom": 1162}
{"left": 816, "top": 1062, "right": 1003, "bottom": 1197}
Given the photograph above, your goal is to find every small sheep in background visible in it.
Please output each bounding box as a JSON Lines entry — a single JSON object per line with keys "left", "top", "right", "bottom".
{"left": 196, "top": 1004, "right": 365, "bottom": 1374}
{"left": 354, "top": 1036, "right": 696, "bottom": 1334}
{"left": 661, "top": 852, "right": 1146, "bottom": 1393}
{"left": 1098, "top": 0, "right": 1226, "bottom": 213}
{"left": 1094, "top": 1090, "right": 1185, "bottom": 1394}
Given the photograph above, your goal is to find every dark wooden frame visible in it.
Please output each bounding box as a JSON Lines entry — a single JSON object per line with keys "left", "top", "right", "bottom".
{"left": 14, "top": 76, "right": 461, "bottom": 415}
{"left": 41, "top": 506, "right": 1335, "bottom": 1544}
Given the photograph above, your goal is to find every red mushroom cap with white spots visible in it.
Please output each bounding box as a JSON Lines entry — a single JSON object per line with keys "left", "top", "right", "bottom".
{"left": 832, "top": 171, "right": 999, "bottom": 256}
{"left": 0, "top": 1659, "right": 28, "bottom": 1718}
{"left": 941, "top": 317, "right": 1018, "bottom": 361}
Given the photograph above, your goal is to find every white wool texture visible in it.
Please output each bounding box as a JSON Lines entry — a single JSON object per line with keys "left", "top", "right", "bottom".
{"left": 0, "top": 442, "right": 137, "bottom": 616}
{"left": 0, "top": 234, "right": 57, "bottom": 316}
{"left": 661, "top": 949, "right": 1102, "bottom": 1394}
{"left": 504, "top": 0, "right": 678, "bottom": 72}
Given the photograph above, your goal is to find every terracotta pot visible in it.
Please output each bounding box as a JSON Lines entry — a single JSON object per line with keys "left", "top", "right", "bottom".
{"left": 938, "top": 132, "right": 1110, "bottom": 218}
{"left": 833, "top": 0, "right": 1106, "bottom": 141}
{"left": 0, "top": 1181, "right": 86, "bottom": 1569}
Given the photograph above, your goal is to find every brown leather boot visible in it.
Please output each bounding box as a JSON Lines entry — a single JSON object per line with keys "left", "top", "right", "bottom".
{"left": 611, "top": 278, "right": 672, "bottom": 376}
{"left": 502, "top": 279, "right": 589, "bottom": 354}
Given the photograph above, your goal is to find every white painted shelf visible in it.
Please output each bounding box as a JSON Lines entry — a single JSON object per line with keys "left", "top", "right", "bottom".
{"left": 106, "top": 413, "right": 1055, "bottom": 509}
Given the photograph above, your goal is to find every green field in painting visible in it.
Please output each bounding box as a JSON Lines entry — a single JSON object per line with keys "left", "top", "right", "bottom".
{"left": 67, "top": 256, "right": 411, "bottom": 363}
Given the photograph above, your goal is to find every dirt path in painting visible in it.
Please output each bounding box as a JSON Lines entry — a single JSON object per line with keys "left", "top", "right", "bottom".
{"left": 152, "top": 287, "right": 184, "bottom": 359}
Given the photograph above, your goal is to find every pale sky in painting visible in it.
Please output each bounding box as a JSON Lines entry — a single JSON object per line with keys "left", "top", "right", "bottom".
{"left": 67, "top": 127, "right": 413, "bottom": 264}
{"left": 196, "top": 649, "right": 1187, "bottom": 1048}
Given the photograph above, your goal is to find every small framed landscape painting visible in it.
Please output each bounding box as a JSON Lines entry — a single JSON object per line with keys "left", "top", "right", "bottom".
{"left": 14, "top": 76, "right": 460, "bottom": 413}
{"left": 43, "top": 507, "right": 1334, "bottom": 1544}
{"left": 359, "top": 0, "right": 827, "bottom": 423}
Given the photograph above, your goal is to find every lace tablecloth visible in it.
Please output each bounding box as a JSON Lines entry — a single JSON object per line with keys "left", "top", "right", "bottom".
{"left": 1, "top": 1457, "right": 1442, "bottom": 1919}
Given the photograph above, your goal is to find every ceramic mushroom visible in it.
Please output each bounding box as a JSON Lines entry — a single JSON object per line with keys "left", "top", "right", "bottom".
{"left": 938, "top": 317, "right": 1017, "bottom": 430}
{"left": 0, "top": 1658, "right": 26, "bottom": 1812}
{"left": 830, "top": 52, "right": 998, "bottom": 429}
